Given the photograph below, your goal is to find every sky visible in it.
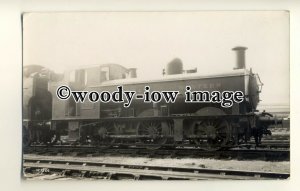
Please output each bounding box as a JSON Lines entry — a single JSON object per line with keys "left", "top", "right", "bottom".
{"left": 23, "top": 11, "right": 289, "bottom": 106}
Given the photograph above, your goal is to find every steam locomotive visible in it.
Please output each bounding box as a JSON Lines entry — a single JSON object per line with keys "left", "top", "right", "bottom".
{"left": 22, "top": 47, "right": 279, "bottom": 150}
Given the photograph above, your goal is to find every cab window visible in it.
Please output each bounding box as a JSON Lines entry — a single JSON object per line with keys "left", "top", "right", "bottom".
{"left": 100, "top": 67, "right": 109, "bottom": 82}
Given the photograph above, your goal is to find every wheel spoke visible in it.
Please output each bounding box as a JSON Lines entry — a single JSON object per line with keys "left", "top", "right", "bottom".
{"left": 193, "top": 119, "right": 230, "bottom": 150}
{"left": 214, "top": 120, "right": 222, "bottom": 129}
{"left": 137, "top": 120, "right": 168, "bottom": 149}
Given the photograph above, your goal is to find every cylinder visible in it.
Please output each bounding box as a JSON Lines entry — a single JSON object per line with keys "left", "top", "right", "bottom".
{"left": 232, "top": 46, "right": 248, "bottom": 70}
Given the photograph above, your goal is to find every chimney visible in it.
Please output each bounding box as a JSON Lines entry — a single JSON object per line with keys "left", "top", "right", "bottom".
{"left": 232, "top": 46, "right": 248, "bottom": 70}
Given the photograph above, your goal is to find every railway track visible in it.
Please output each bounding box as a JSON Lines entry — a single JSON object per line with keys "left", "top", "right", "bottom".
{"left": 25, "top": 141, "right": 290, "bottom": 150}
{"left": 23, "top": 143, "right": 289, "bottom": 161}
{"left": 22, "top": 155, "right": 289, "bottom": 180}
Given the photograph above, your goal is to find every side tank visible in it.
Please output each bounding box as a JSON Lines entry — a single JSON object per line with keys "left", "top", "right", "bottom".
{"left": 49, "top": 47, "right": 264, "bottom": 121}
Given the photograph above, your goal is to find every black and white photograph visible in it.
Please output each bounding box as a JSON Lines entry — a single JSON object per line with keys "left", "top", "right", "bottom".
{"left": 21, "top": 11, "right": 290, "bottom": 180}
